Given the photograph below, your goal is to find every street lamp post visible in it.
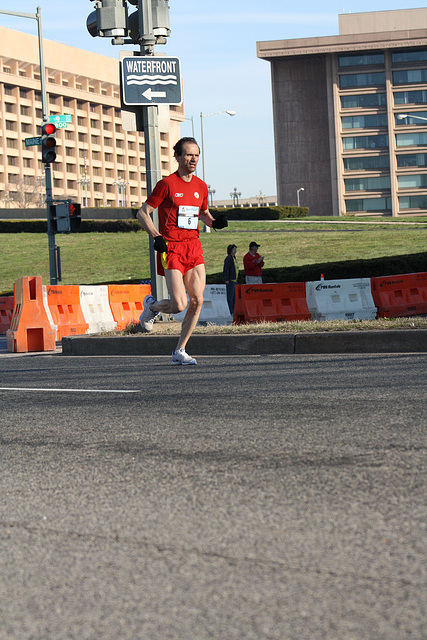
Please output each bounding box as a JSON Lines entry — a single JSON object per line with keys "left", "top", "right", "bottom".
{"left": 230, "top": 187, "right": 241, "bottom": 207}
{"left": 78, "top": 177, "right": 91, "bottom": 208}
{"left": 208, "top": 185, "right": 216, "bottom": 208}
{"left": 113, "top": 179, "right": 128, "bottom": 207}
{"left": 297, "top": 187, "right": 305, "bottom": 207}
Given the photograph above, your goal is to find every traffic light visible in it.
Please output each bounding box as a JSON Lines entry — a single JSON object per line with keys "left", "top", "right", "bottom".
{"left": 87, "top": 0, "right": 128, "bottom": 38}
{"left": 127, "top": 0, "right": 170, "bottom": 43}
{"left": 41, "top": 122, "right": 56, "bottom": 164}
{"left": 87, "top": 0, "right": 170, "bottom": 44}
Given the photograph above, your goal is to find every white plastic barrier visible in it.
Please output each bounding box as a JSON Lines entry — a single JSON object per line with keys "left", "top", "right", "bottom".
{"left": 42, "top": 285, "right": 58, "bottom": 341}
{"left": 79, "top": 285, "right": 117, "bottom": 334}
{"left": 172, "top": 284, "right": 233, "bottom": 325}
{"left": 305, "top": 278, "right": 377, "bottom": 321}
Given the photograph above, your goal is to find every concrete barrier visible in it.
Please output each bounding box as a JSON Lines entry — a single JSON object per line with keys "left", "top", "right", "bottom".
{"left": 305, "top": 278, "right": 377, "bottom": 321}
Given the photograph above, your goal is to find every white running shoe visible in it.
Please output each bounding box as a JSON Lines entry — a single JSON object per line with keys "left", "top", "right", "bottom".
{"left": 171, "top": 348, "right": 197, "bottom": 366}
{"left": 139, "top": 295, "right": 159, "bottom": 333}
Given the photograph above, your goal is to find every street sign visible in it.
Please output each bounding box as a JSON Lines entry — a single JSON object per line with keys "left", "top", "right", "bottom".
{"left": 48, "top": 114, "right": 72, "bottom": 128}
{"left": 48, "top": 114, "right": 72, "bottom": 123}
{"left": 25, "top": 136, "right": 42, "bottom": 147}
{"left": 121, "top": 56, "right": 182, "bottom": 106}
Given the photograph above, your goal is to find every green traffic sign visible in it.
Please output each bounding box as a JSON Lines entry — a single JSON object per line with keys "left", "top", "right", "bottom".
{"left": 48, "top": 114, "right": 72, "bottom": 124}
{"left": 25, "top": 136, "right": 42, "bottom": 147}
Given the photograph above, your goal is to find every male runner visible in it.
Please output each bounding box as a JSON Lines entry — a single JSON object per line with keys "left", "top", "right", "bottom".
{"left": 137, "top": 137, "right": 227, "bottom": 365}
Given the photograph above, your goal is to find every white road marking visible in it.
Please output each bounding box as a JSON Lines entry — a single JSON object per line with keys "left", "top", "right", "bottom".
{"left": 0, "top": 387, "right": 139, "bottom": 394}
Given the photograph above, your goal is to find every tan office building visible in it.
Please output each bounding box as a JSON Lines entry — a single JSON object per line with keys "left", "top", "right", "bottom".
{"left": 257, "top": 8, "right": 427, "bottom": 216}
{"left": 0, "top": 26, "right": 184, "bottom": 209}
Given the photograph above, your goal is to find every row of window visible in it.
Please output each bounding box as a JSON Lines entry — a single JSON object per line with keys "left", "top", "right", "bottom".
{"left": 338, "top": 48, "right": 427, "bottom": 68}
{"left": 345, "top": 174, "right": 427, "bottom": 191}
{"left": 343, "top": 132, "right": 427, "bottom": 149}
{"left": 343, "top": 153, "right": 427, "bottom": 170}
{"left": 339, "top": 69, "right": 427, "bottom": 89}
{"left": 341, "top": 90, "right": 427, "bottom": 109}
{"left": 345, "top": 195, "right": 427, "bottom": 212}
{"left": 341, "top": 110, "right": 427, "bottom": 130}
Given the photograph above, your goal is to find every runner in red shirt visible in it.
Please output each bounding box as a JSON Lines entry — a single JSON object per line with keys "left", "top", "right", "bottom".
{"left": 137, "top": 137, "right": 227, "bottom": 365}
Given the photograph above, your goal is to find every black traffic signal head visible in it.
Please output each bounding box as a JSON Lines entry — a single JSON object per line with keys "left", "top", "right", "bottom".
{"left": 41, "top": 122, "right": 57, "bottom": 164}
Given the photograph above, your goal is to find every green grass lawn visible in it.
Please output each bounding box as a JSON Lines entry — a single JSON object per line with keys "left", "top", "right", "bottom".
{"left": 1, "top": 217, "right": 427, "bottom": 295}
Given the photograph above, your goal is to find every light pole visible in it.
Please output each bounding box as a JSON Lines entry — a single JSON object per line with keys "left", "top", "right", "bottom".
{"left": 297, "top": 187, "right": 305, "bottom": 207}
{"left": 208, "top": 185, "right": 216, "bottom": 208}
{"left": 230, "top": 187, "right": 241, "bottom": 207}
{"left": 397, "top": 113, "right": 427, "bottom": 123}
{"left": 200, "top": 110, "right": 236, "bottom": 183}
{"left": 113, "top": 178, "right": 127, "bottom": 207}
{"left": 78, "top": 177, "right": 91, "bottom": 207}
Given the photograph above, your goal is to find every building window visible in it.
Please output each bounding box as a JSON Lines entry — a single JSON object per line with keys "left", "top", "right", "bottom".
{"left": 6, "top": 139, "right": 17, "bottom": 149}
{"left": 20, "top": 105, "right": 30, "bottom": 115}
{"left": 396, "top": 131, "right": 427, "bottom": 146}
{"left": 399, "top": 195, "right": 427, "bottom": 209}
{"left": 394, "top": 90, "right": 427, "bottom": 105}
{"left": 345, "top": 197, "right": 392, "bottom": 212}
{"left": 5, "top": 121, "right": 16, "bottom": 131}
{"left": 19, "top": 88, "right": 31, "bottom": 98}
{"left": 344, "top": 156, "right": 390, "bottom": 171}
{"left": 339, "top": 52, "right": 385, "bottom": 67}
{"left": 342, "top": 114, "right": 388, "bottom": 129}
{"left": 340, "top": 72, "right": 386, "bottom": 88}
{"left": 397, "top": 153, "right": 427, "bottom": 168}
{"left": 7, "top": 156, "right": 18, "bottom": 166}
{"left": 393, "top": 69, "right": 427, "bottom": 85}
{"left": 392, "top": 48, "right": 427, "bottom": 64}
{"left": 395, "top": 111, "right": 427, "bottom": 125}
{"left": 345, "top": 176, "right": 391, "bottom": 191}
{"left": 341, "top": 93, "right": 386, "bottom": 108}
{"left": 4, "top": 84, "right": 13, "bottom": 95}
{"left": 23, "top": 158, "right": 32, "bottom": 168}
{"left": 21, "top": 123, "right": 31, "bottom": 134}
{"left": 343, "top": 134, "right": 388, "bottom": 150}
{"left": 398, "top": 174, "right": 427, "bottom": 189}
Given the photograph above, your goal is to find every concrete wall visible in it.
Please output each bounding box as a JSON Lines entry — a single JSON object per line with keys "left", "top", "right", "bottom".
{"left": 271, "top": 55, "right": 333, "bottom": 215}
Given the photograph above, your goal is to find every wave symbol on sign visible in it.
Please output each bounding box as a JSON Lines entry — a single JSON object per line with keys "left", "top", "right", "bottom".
{"left": 127, "top": 74, "right": 177, "bottom": 86}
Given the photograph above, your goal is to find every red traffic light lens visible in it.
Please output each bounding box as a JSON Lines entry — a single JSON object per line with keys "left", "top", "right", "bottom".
{"left": 42, "top": 123, "right": 57, "bottom": 135}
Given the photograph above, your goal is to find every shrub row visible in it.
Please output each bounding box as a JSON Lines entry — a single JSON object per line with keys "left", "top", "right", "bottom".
{"left": 211, "top": 206, "right": 308, "bottom": 220}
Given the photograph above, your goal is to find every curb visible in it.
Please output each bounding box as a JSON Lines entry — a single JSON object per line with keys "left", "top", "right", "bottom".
{"left": 62, "top": 330, "right": 427, "bottom": 356}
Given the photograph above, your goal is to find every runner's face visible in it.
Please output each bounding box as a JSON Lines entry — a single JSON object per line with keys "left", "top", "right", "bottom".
{"left": 177, "top": 143, "right": 199, "bottom": 174}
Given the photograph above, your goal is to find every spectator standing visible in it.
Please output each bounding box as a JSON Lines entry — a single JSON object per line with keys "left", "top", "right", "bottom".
{"left": 243, "top": 241, "right": 264, "bottom": 284}
{"left": 223, "top": 244, "right": 239, "bottom": 315}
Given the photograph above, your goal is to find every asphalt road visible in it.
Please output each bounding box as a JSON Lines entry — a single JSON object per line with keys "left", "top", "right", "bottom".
{"left": 0, "top": 352, "right": 426, "bottom": 640}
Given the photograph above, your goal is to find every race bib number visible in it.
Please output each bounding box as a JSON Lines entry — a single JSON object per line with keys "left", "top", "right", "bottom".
{"left": 178, "top": 205, "right": 199, "bottom": 229}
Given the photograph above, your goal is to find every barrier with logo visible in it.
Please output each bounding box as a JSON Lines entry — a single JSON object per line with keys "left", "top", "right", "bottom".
{"left": 0, "top": 296, "right": 14, "bottom": 334}
{"left": 305, "top": 278, "right": 377, "bottom": 321}
{"left": 46, "top": 285, "right": 89, "bottom": 340}
{"left": 108, "top": 284, "right": 151, "bottom": 330}
{"left": 233, "top": 283, "right": 311, "bottom": 324}
{"left": 6, "top": 277, "right": 56, "bottom": 352}
{"left": 79, "top": 285, "right": 117, "bottom": 334}
{"left": 371, "top": 272, "right": 427, "bottom": 318}
{"left": 172, "top": 284, "right": 232, "bottom": 325}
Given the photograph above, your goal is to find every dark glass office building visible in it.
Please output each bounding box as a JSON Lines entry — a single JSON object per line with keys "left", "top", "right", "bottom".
{"left": 257, "top": 9, "right": 427, "bottom": 216}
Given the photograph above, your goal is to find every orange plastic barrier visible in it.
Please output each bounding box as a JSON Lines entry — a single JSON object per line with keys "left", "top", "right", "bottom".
{"left": 6, "top": 277, "right": 56, "bottom": 352}
{"left": 0, "top": 296, "right": 14, "bottom": 334}
{"left": 46, "top": 285, "right": 89, "bottom": 340}
{"left": 108, "top": 284, "right": 151, "bottom": 330}
{"left": 233, "top": 283, "right": 311, "bottom": 324}
{"left": 371, "top": 272, "right": 427, "bottom": 318}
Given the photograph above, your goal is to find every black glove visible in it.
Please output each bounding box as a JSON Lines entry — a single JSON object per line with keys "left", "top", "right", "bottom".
{"left": 153, "top": 235, "right": 168, "bottom": 253}
{"left": 212, "top": 214, "right": 228, "bottom": 230}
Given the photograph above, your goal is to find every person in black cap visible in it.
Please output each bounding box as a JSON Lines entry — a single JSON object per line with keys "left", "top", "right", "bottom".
{"left": 243, "top": 241, "right": 264, "bottom": 284}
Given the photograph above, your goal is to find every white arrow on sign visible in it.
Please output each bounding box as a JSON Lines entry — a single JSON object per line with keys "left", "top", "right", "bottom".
{"left": 142, "top": 88, "right": 167, "bottom": 101}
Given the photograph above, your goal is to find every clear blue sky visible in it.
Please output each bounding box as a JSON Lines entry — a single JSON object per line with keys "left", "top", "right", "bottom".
{"left": 1, "top": 1, "right": 426, "bottom": 201}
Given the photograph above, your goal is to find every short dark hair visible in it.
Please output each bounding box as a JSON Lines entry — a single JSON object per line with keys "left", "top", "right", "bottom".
{"left": 173, "top": 137, "right": 200, "bottom": 157}
{"left": 227, "top": 244, "right": 237, "bottom": 255}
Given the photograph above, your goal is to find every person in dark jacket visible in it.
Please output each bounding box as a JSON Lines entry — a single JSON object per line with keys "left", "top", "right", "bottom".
{"left": 223, "top": 244, "right": 239, "bottom": 315}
